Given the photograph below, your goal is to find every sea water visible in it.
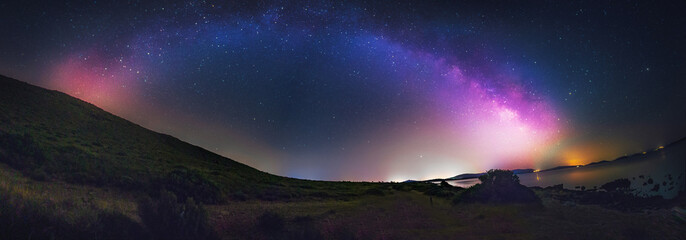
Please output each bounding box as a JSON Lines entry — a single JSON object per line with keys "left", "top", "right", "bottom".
{"left": 443, "top": 140, "right": 686, "bottom": 199}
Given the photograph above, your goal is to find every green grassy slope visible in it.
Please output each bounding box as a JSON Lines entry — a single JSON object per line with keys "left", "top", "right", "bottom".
{"left": 0, "top": 75, "right": 386, "bottom": 203}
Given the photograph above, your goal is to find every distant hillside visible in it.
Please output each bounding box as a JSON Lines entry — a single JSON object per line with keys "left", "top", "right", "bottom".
{"left": 0, "top": 75, "right": 379, "bottom": 202}
{"left": 428, "top": 138, "right": 686, "bottom": 183}
{"left": 539, "top": 165, "right": 577, "bottom": 172}
{"left": 448, "top": 173, "right": 485, "bottom": 180}
{"left": 583, "top": 137, "right": 686, "bottom": 167}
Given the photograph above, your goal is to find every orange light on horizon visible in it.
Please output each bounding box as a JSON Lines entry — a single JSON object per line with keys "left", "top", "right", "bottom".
{"left": 565, "top": 158, "right": 584, "bottom": 166}
{"left": 556, "top": 141, "right": 624, "bottom": 167}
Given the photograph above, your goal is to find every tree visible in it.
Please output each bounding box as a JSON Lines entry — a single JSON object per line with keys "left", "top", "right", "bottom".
{"left": 478, "top": 169, "right": 520, "bottom": 187}
{"left": 454, "top": 169, "right": 539, "bottom": 204}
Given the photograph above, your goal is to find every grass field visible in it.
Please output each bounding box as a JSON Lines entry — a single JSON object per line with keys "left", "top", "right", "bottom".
{"left": 3, "top": 162, "right": 684, "bottom": 239}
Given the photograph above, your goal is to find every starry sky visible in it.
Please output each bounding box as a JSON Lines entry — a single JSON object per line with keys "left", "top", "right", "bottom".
{"left": 1, "top": 1, "right": 685, "bottom": 181}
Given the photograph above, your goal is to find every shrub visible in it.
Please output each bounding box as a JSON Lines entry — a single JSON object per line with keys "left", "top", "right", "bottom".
{"left": 478, "top": 169, "right": 520, "bottom": 186}
{"left": 425, "top": 183, "right": 456, "bottom": 198}
{"left": 138, "top": 190, "right": 216, "bottom": 240}
{"left": 600, "top": 178, "right": 631, "bottom": 193}
{"left": 290, "top": 215, "right": 323, "bottom": 240}
{"left": 0, "top": 187, "right": 146, "bottom": 240}
{"left": 391, "top": 183, "right": 411, "bottom": 191}
{"left": 257, "top": 210, "right": 285, "bottom": 236}
{"left": 0, "top": 132, "right": 46, "bottom": 171}
{"left": 89, "top": 211, "right": 149, "bottom": 240}
{"left": 115, "top": 175, "right": 137, "bottom": 189}
{"left": 309, "top": 191, "right": 331, "bottom": 198}
{"left": 364, "top": 187, "right": 386, "bottom": 196}
{"left": 29, "top": 168, "right": 49, "bottom": 181}
{"left": 545, "top": 184, "right": 564, "bottom": 190}
{"left": 453, "top": 169, "right": 539, "bottom": 204}
{"left": 161, "top": 167, "right": 222, "bottom": 204}
{"left": 232, "top": 191, "right": 248, "bottom": 201}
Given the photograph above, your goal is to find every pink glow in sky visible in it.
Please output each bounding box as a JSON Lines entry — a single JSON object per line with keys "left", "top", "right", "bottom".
{"left": 46, "top": 52, "right": 144, "bottom": 118}
{"left": 340, "top": 47, "right": 566, "bottom": 181}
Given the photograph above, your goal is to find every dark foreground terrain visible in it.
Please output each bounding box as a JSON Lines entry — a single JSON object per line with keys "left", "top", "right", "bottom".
{"left": 1, "top": 75, "right": 685, "bottom": 239}
{"left": 2, "top": 164, "right": 686, "bottom": 240}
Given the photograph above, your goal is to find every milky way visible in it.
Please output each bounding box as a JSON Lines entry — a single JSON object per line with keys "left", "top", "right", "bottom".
{"left": 1, "top": 1, "right": 685, "bottom": 181}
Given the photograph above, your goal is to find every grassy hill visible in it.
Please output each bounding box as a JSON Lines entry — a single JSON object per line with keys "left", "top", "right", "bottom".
{"left": 0, "top": 75, "right": 389, "bottom": 204}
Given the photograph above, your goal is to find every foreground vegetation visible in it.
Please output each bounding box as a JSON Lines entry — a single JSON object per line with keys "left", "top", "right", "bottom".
{"left": 2, "top": 164, "right": 685, "bottom": 239}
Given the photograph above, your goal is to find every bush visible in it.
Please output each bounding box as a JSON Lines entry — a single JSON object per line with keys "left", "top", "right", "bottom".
{"left": 257, "top": 210, "right": 285, "bottom": 237}
{"left": 600, "top": 178, "right": 631, "bottom": 193}
{"left": 453, "top": 169, "right": 539, "bottom": 204}
{"left": 290, "top": 215, "right": 323, "bottom": 240}
{"left": 89, "top": 211, "right": 149, "bottom": 240}
{"left": 425, "top": 184, "right": 456, "bottom": 198}
{"left": 28, "top": 168, "right": 49, "bottom": 181}
{"left": 421, "top": 181, "right": 462, "bottom": 198}
{"left": 161, "top": 167, "right": 223, "bottom": 204}
{"left": 138, "top": 190, "right": 216, "bottom": 240}
{"left": 364, "top": 187, "right": 386, "bottom": 196}
{"left": 0, "top": 132, "right": 46, "bottom": 171}
{"left": 391, "top": 183, "right": 411, "bottom": 191}
{"left": 478, "top": 169, "right": 520, "bottom": 186}
{"left": 0, "top": 187, "right": 146, "bottom": 240}
{"left": 232, "top": 191, "right": 248, "bottom": 201}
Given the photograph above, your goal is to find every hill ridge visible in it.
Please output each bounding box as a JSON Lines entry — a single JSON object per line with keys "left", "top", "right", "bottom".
{"left": 0, "top": 75, "right": 333, "bottom": 203}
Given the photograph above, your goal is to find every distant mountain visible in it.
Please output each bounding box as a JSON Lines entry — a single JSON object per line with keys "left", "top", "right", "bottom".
{"left": 448, "top": 173, "right": 485, "bottom": 180}
{"left": 539, "top": 165, "right": 577, "bottom": 172}
{"left": 426, "top": 169, "right": 532, "bottom": 182}
{"left": 427, "top": 137, "right": 686, "bottom": 183}
{"left": 582, "top": 137, "right": 686, "bottom": 167}
{"left": 420, "top": 169, "right": 551, "bottom": 183}
{"left": 585, "top": 160, "right": 610, "bottom": 166}
{"left": 512, "top": 169, "right": 535, "bottom": 174}
{"left": 407, "top": 173, "right": 485, "bottom": 183}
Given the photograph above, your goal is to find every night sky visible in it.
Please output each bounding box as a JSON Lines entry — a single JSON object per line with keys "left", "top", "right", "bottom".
{"left": 1, "top": 1, "right": 685, "bottom": 181}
